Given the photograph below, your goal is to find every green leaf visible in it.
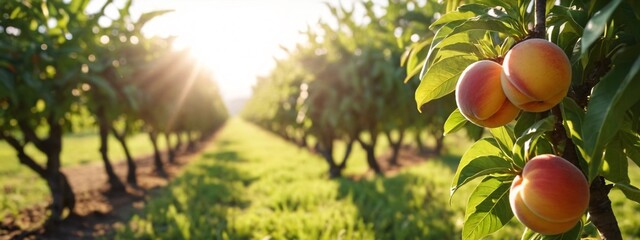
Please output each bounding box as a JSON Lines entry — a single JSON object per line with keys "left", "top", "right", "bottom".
{"left": 451, "top": 138, "right": 513, "bottom": 198}
{"left": 430, "top": 10, "right": 476, "bottom": 30}
{"left": 462, "top": 176, "right": 513, "bottom": 240}
{"left": 560, "top": 98, "right": 590, "bottom": 174}
{"left": 0, "top": 69, "right": 17, "bottom": 103}
{"left": 601, "top": 138, "right": 629, "bottom": 184}
{"left": 513, "top": 116, "right": 556, "bottom": 168}
{"left": 620, "top": 130, "right": 640, "bottom": 168}
{"left": 581, "top": 0, "right": 622, "bottom": 54}
{"left": 465, "top": 123, "right": 484, "bottom": 141}
{"left": 415, "top": 54, "right": 477, "bottom": 110}
{"left": 444, "top": 108, "right": 467, "bottom": 135}
{"left": 583, "top": 46, "right": 640, "bottom": 181}
{"left": 489, "top": 126, "right": 515, "bottom": 158}
{"left": 521, "top": 221, "right": 583, "bottom": 240}
{"left": 514, "top": 112, "right": 539, "bottom": 138}
{"left": 135, "top": 9, "right": 174, "bottom": 31}
{"left": 614, "top": 183, "right": 640, "bottom": 204}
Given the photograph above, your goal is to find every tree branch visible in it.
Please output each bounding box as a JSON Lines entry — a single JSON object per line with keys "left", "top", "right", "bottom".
{"left": 533, "top": 0, "right": 546, "bottom": 39}
{"left": 0, "top": 131, "right": 46, "bottom": 177}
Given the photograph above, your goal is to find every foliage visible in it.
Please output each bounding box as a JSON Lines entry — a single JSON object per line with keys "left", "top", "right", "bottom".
{"left": 242, "top": 0, "right": 448, "bottom": 177}
{"left": 407, "top": 0, "right": 640, "bottom": 238}
{"left": 0, "top": 0, "right": 228, "bottom": 225}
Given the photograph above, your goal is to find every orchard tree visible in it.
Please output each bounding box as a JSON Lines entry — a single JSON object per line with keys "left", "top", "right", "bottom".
{"left": 0, "top": 0, "right": 96, "bottom": 225}
{"left": 407, "top": 0, "right": 640, "bottom": 239}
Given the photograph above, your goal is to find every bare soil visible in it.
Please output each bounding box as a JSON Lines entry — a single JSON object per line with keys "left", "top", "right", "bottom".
{"left": 0, "top": 139, "right": 212, "bottom": 240}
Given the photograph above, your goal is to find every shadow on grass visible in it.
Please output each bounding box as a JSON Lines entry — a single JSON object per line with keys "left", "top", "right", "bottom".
{"left": 114, "top": 149, "right": 253, "bottom": 239}
{"left": 336, "top": 171, "right": 461, "bottom": 239}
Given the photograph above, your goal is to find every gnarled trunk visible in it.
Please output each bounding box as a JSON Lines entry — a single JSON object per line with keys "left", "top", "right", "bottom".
{"left": 149, "top": 130, "right": 166, "bottom": 176}
{"left": 164, "top": 132, "right": 175, "bottom": 163}
{"left": 97, "top": 108, "right": 125, "bottom": 192}
{"left": 337, "top": 139, "right": 354, "bottom": 170}
{"left": 41, "top": 123, "right": 76, "bottom": 227}
{"left": 385, "top": 130, "right": 404, "bottom": 166}
{"left": 111, "top": 126, "right": 137, "bottom": 186}
{"left": 357, "top": 134, "right": 382, "bottom": 175}
{"left": 316, "top": 141, "right": 341, "bottom": 179}
{"left": 187, "top": 131, "right": 196, "bottom": 152}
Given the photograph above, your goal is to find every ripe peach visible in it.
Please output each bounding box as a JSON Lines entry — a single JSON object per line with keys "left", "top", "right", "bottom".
{"left": 455, "top": 60, "right": 520, "bottom": 128}
{"left": 501, "top": 39, "right": 571, "bottom": 112}
{"left": 509, "top": 154, "right": 589, "bottom": 235}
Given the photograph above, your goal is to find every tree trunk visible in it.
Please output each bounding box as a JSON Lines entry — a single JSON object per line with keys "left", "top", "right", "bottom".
{"left": 338, "top": 139, "right": 354, "bottom": 170}
{"left": 300, "top": 132, "right": 308, "bottom": 149}
{"left": 589, "top": 176, "right": 622, "bottom": 240}
{"left": 317, "top": 141, "right": 341, "bottom": 178}
{"left": 415, "top": 131, "right": 427, "bottom": 154}
{"left": 149, "top": 130, "right": 166, "bottom": 176}
{"left": 386, "top": 130, "right": 404, "bottom": 166}
{"left": 433, "top": 132, "right": 444, "bottom": 155}
{"left": 175, "top": 132, "right": 183, "bottom": 153}
{"left": 187, "top": 131, "right": 196, "bottom": 152}
{"left": 98, "top": 109, "right": 125, "bottom": 192}
{"left": 358, "top": 136, "right": 382, "bottom": 175}
{"left": 111, "top": 126, "right": 137, "bottom": 186}
{"left": 164, "top": 132, "right": 176, "bottom": 163}
{"left": 42, "top": 123, "right": 75, "bottom": 227}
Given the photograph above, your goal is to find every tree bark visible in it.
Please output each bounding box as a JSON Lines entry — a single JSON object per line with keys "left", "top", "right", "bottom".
{"left": 164, "top": 132, "right": 175, "bottom": 163}
{"left": 338, "top": 139, "right": 355, "bottom": 170}
{"left": 174, "top": 132, "right": 183, "bottom": 153}
{"left": 433, "top": 132, "right": 444, "bottom": 155}
{"left": 589, "top": 176, "right": 622, "bottom": 239}
{"left": 415, "top": 131, "right": 427, "bottom": 154}
{"left": 42, "top": 121, "right": 75, "bottom": 227}
{"left": 316, "top": 141, "right": 342, "bottom": 178}
{"left": 533, "top": 0, "right": 546, "bottom": 38}
{"left": 111, "top": 126, "right": 137, "bottom": 186}
{"left": 357, "top": 135, "right": 382, "bottom": 175}
{"left": 148, "top": 130, "right": 166, "bottom": 176}
{"left": 187, "top": 131, "right": 196, "bottom": 152}
{"left": 97, "top": 108, "right": 125, "bottom": 192}
{"left": 385, "top": 130, "right": 404, "bottom": 166}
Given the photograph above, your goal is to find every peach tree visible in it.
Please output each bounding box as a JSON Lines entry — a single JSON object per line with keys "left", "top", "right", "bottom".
{"left": 406, "top": 0, "right": 639, "bottom": 239}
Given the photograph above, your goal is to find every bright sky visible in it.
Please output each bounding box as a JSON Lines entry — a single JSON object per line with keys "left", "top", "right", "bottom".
{"left": 129, "top": 0, "right": 349, "bottom": 101}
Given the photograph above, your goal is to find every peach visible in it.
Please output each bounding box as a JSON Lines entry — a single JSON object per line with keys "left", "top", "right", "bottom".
{"left": 455, "top": 60, "right": 520, "bottom": 128}
{"left": 509, "top": 154, "right": 589, "bottom": 235}
{"left": 501, "top": 39, "right": 571, "bottom": 112}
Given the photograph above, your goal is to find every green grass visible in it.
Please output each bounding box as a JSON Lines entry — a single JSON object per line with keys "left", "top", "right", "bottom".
{"left": 104, "top": 120, "right": 459, "bottom": 238}
{"left": 0, "top": 131, "right": 176, "bottom": 218}
{"left": 112, "top": 118, "right": 640, "bottom": 239}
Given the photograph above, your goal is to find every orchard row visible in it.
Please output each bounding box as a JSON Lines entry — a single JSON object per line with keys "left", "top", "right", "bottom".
{"left": 0, "top": 0, "right": 228, "bottom": 226}
{"left": 241, "top": 0, "right": 472, "bottom": 178}
{"left": 244, "top": 0, "right": 640, "bottom": 239}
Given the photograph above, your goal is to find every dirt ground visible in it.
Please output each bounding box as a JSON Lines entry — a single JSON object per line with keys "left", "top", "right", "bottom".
{"left": 0, "top": 139, "right": 211, "bottom": 240}
{"left": 1, "top": 139, "right": 432, "bottom": 240}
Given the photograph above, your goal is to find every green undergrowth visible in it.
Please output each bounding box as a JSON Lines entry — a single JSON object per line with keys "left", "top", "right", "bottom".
{"left": 112, "top": 118, "right": 640, "bottom": 239}
{"left": 111, "top": 119, "right": 509, "bottom": 239}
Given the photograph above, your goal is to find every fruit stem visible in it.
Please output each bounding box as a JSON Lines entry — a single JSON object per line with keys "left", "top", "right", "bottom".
{"left": 533, "top": 0, "right": 546, "bottom": 39}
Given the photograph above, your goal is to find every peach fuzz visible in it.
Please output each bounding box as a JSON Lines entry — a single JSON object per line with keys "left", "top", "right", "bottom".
{"left": 455, "top": 60, "right": 520, "bottom": 128}
{"left": 509, "top": 154, "right": 589, "bottom": 235}
{"left": 501, "top": 39, "right": 571, "bottom": 112}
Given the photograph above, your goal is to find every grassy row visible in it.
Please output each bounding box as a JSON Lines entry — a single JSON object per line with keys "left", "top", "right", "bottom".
{"left": 112, "top": 119, "right": 640, "bottom": 239}
{"left": 109, "top": 119, "right": 481, "bottom": 239}
{"left": 0, "top": 132, "right": 176, "bottom": 218}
